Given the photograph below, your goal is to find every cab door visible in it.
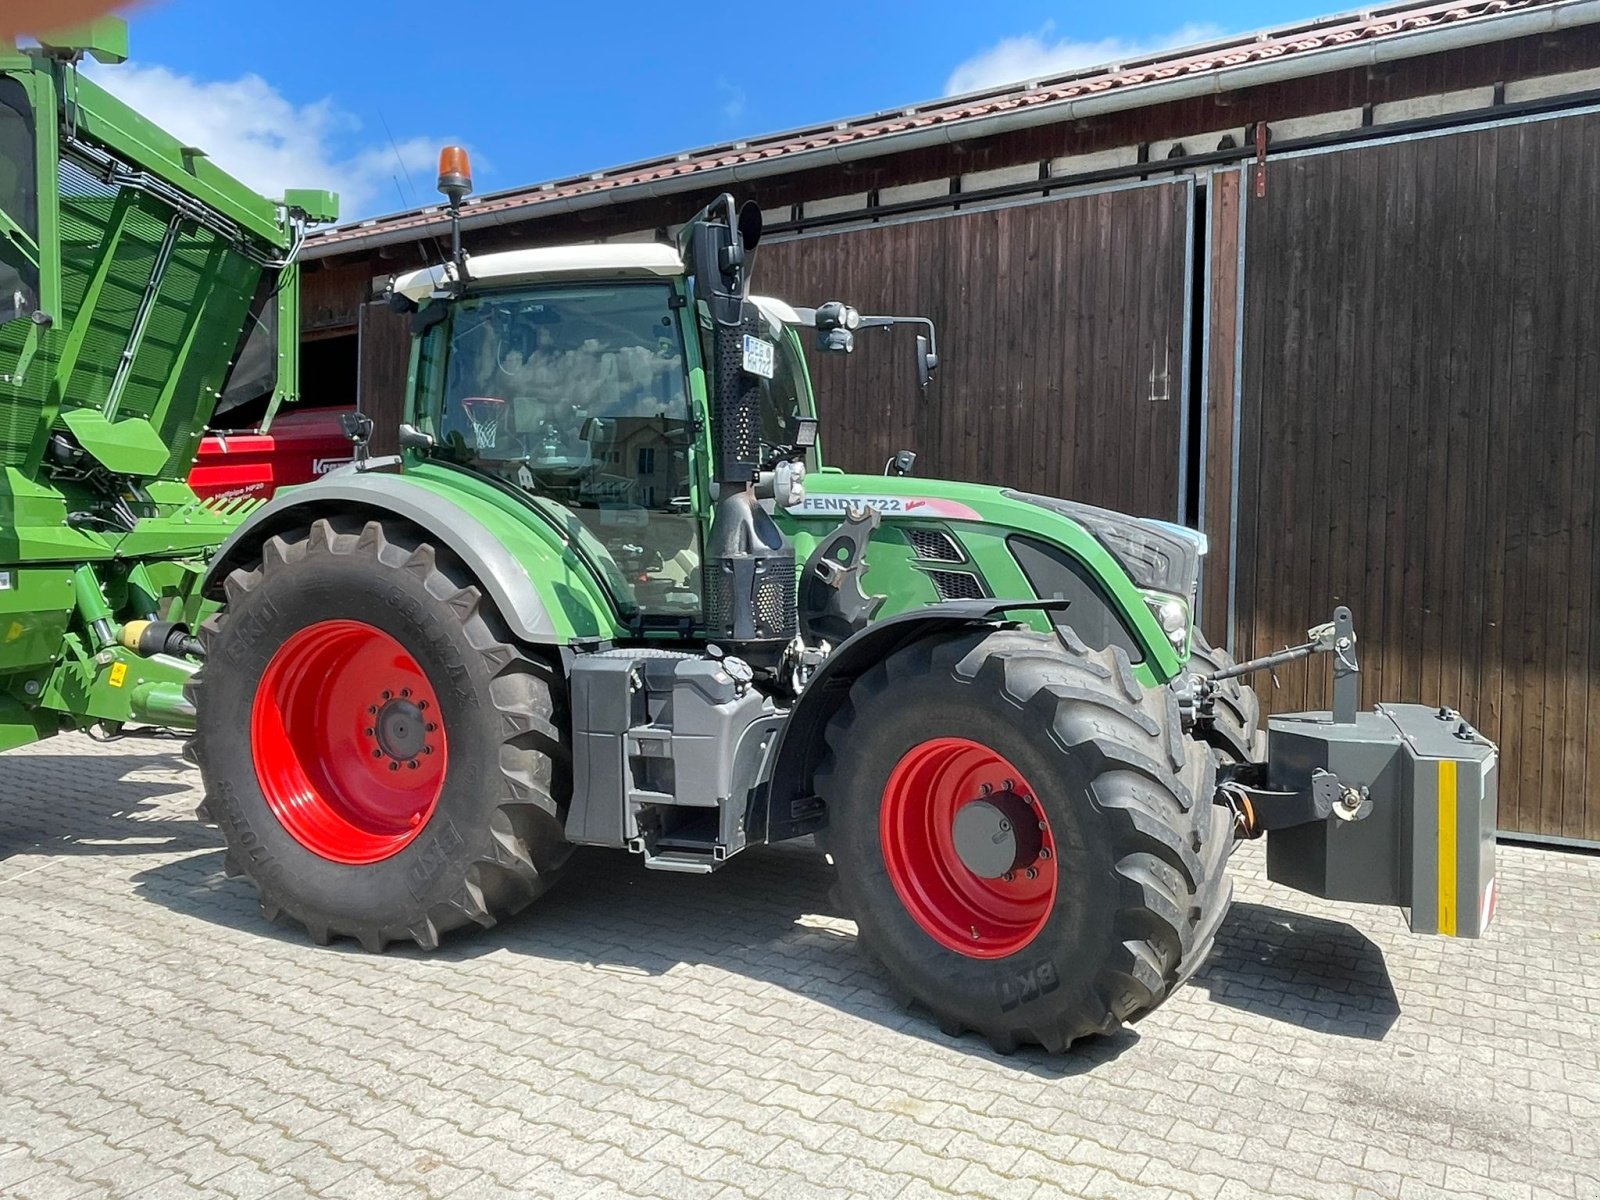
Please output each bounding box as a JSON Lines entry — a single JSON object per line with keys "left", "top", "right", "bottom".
{"left": 0, "top": 65, "right": 55, "bottom": 466}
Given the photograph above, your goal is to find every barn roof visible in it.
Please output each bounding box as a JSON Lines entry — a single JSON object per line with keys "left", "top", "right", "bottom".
{"left": 306, "top": 0, "right": 1589, "bottom": 259}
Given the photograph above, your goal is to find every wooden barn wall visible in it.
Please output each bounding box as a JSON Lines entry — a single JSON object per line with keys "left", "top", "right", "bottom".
{"left": 757, "top": 180, "right": 1193, "bottom": 520}
{"left": 1199, "top": 168, "right": 1243, "bottom": 630}
{"left": 1230, "top": 110, "right": 1600, "bottom": 842}
{"left": 356, "top": 301, "right": 411, "bottom": 457}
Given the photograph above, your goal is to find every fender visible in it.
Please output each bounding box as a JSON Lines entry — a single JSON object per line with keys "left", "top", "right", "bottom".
{"left": 203, "top": 472, "right": 561, "bottom": 642}
{"left": 755, "top": 600, "right": 1066, "bottom": 844}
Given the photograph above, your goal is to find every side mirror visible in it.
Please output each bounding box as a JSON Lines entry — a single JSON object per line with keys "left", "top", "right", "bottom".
{"left": 737, "top": 201, "right": 763, "bottom": 253}
{"left": 916, "top": 335, "right": 939, "bottom": 390}
{"left": 397, "top": 423, "right": 435, "bottom": 450}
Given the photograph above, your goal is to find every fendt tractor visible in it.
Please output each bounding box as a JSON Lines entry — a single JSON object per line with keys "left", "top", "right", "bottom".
{"left": 179, "top": 151, "right": 1500, "bottom": 1053}
{"left": 0, "top": 23, "right": 335, "bottom": 754}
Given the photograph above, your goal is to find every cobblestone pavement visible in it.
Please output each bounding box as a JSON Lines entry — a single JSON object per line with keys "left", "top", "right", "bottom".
{"left": 2, "top": 732, "right": 1598, "bottom": 1200}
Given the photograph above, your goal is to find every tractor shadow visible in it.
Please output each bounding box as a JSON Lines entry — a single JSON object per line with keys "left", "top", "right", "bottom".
{"left": 0, "top": 738, "right": 215, "bottom": 863}
{"left": 132, "top": 836, "right": 1135, "bottom": 1075}
{"left": 1190, "top": 901, "right": 1401, "bottom": 1039}
{"left": 6, "top": 739, "right": 1397, "bottom": 1058}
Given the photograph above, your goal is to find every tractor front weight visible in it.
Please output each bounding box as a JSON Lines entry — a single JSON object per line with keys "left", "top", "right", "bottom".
{"left": 1204, "top": 608, "right": 1498, "bottom": 940}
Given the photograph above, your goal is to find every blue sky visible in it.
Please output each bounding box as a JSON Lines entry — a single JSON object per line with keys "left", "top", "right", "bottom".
{"left": 90, "top": 0, "right": 1335, "bottom": 219}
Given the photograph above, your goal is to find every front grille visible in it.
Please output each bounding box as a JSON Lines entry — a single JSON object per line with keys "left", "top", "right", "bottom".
{"left": 928, "top": 570, "right": 985, "bottom": 601}
{"left": 907, "top": 527, "right": 963, "bottom": 562}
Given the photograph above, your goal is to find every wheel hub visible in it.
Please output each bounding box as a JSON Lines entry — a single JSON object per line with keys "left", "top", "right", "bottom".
{"left": 371, "top": 694, "right": 430, "bottom": 764}
{"left": 951, "top": 790, "right": 1043, "bottom": 879}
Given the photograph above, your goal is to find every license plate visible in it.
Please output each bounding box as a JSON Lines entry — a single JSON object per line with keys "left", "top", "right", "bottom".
{"left": 742, "top": 335, "right": 775, "bottom": 379}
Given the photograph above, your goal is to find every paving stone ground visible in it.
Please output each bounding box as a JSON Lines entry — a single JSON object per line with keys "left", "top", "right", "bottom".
{"left": 2, "top": 731, "right": 1597, "bottom": 1199}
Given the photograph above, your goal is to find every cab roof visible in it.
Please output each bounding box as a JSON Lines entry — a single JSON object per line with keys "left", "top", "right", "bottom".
{"left": 392, "top": 243, "right": 684, "bottom": 302}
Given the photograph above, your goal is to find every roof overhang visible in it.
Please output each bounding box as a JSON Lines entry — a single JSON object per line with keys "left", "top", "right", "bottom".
{"left": 311, "top": 0, "right": 1600, "bottom": 262}
{"left": 392, "top": 242, "right": 684, "bottom": 302}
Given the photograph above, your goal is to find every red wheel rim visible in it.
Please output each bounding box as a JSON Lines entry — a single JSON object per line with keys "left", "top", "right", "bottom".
{"left": 880, "top": 737, "right": 1058, "bottom": 959}
{"left": 251, "top": 620, "right": 447, "bottom": 865}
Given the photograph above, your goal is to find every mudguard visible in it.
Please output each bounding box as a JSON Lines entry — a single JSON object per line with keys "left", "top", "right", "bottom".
{"left": 202, "top": 471, "right": 560, "bottom": 642}
{"left": 755, "top": 600, "right": 1064, "bottom": 844}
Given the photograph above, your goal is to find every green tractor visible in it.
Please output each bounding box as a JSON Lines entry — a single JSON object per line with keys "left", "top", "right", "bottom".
{"left": 0, "top": 23, "right": 334, "bottom": 755}
{"left": 189, "top": 154, "right": 1498, "bottom": 1051}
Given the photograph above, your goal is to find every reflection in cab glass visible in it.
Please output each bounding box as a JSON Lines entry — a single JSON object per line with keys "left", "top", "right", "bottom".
{"left": 430, "top": 283, "right": 700, "bottom": 620}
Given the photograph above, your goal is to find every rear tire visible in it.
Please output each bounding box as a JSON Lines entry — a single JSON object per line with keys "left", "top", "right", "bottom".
{"left": 816, "top": 626, "right": 1232, "bottom": 1052}
{"left": 188, "top": 518, "right": 570, "bottom": 951}
{"left": 1189, "top": 631, "right": 1266, "bottom": 762}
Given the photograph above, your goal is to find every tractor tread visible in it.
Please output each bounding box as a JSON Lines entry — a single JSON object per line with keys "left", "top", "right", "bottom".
{"left": 1189, "top": 632, "right": 1267, "bottom": 763}
{"left": 817, "top": 627, "right": 1230, "bottom": 1053}
{"left": 189, "top": 518, "right": 570, "bottom": 954}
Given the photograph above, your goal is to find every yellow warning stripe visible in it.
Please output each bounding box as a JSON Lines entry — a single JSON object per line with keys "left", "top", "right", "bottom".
{"left": 1437, "top": 759, "right": 1457, "bottom": 937}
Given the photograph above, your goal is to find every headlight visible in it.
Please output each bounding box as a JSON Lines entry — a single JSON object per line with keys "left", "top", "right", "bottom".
{"left": 1147, "top": 594, "right": 1190, "bottom": 654}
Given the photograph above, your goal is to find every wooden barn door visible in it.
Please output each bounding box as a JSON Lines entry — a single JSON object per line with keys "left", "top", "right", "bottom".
{"left": 1228, "top": 110, "right": 1600, "bottom": 843}
{"left": 758, "top": 178, "right": 1196, "bottom": 521}
{"left": 357, "top": 299, "right": 412, "bottom": 457}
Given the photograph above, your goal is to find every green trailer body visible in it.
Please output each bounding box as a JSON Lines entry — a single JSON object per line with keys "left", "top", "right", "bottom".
{"left": 0, "top": 22, "right": 334, "bottom": 747}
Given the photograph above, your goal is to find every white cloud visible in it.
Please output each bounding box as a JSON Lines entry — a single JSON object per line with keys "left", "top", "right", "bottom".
{"left": 716, "top": 78, "right": 746, "bottom": 124}
{"left": 85, "top": 62, "right": 460, "bottom": 220}
{"left": 945, "top": 22, "right": 1224, "bottom": 96}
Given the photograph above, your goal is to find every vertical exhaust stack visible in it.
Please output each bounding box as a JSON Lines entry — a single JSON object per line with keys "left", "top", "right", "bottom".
{"left": 685, "top": 196, "right": 797, "bottom": 665}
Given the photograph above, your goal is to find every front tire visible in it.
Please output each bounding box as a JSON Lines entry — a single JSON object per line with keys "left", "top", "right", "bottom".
{"left": 188, "top": 518, "right": 570, "bottom": 951}
{"left": 816, "top": 627, "right": 1232, "bottom": 1052}
{"left": 1189, "top": 631, "right": 1266, "bottom": 762}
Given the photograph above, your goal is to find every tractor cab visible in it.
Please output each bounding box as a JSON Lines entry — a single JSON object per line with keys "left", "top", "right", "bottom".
{"left": 389, "top": 245, "right": 822, "bottom": 627}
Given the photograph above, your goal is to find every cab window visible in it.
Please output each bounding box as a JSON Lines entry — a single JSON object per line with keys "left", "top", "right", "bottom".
{"left": 0, "top": 76, "right": 39, "bottom": 325}
{"left": 761, "top": 329, "right": 816, "bottom": 469}
{"left": 426, "top": 282, "right": 702, "bottom": 619}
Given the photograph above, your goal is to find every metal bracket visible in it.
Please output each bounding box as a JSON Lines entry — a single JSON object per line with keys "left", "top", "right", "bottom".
{"left": 1330, "top": 605, "right": 1360, "bottom": 725}
{"left": 1217, "top": 764, "right": 1372, "bottom": 837}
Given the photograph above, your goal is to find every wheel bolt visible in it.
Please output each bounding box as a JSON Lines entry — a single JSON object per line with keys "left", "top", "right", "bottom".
{"left": 422, "top": 746, "right": 433, "bottom": 756}
{"left": 372, "top": 749, "right": 382, "bottom": 759}
{"left": 979, "top": 782, "right": 992, "bottom": 795}
{"left": 418, "top": 700, "right": 428, "bottom": 711}
{"left": 365, "top": 727, "right": 375, "bottom": 737}
{"left": 1038, "top": 820, "right": 1047, "bottom": 831}
{"left": 401, "top": 688, "right": 411, "bottom": 698}
{"left": 1040, "top": 847, "right": 1052, "bottom": 860}
{"left": 382, "top": 690, "right": 392, "bottom": 700}
{"left": 1002, "top": 871, "right": 1015, "bottom": 882}
{"left": 1026, "top": 867, "right": 1038, "bottom": 880}
{"left": 1003, "top": 778, "right": 1015, "bottom": 791}
{"left": 367, "top": 705, "right": 378, "bottom": 715}
{"left": 425, "top": 722, "right": 437, "bottom": 733}
{"left": 388, "top": 761, "right": 399, "bottom": 772}
{"left": 407, "top": 760, "right": 418, "bottom": 770}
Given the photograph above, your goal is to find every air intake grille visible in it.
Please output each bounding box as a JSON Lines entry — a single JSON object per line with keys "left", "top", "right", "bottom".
{"left": 704, "top": 554, "right": 797, "bottom": 643}
{"left": 928, "top": 570, "right": 985, "bottom": 601}
{"left": 907, "top": 528, "right": 963, "bottom": 562}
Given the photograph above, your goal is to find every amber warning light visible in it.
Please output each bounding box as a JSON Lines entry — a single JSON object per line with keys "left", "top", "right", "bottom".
{"left": 437, "top": 146, "right": 473, "bottom": 207}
